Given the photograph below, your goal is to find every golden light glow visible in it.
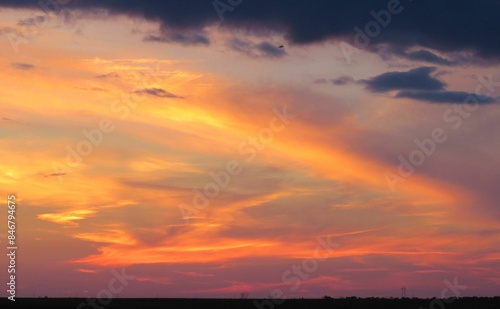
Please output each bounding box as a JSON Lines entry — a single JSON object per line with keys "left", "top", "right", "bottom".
{"left": 38, "top": 210, "right": 96, "bottom": 226}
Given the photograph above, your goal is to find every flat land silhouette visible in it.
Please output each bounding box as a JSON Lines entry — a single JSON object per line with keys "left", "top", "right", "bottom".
{"left": 2, "top": 297, "right": 500, "bottom": 309}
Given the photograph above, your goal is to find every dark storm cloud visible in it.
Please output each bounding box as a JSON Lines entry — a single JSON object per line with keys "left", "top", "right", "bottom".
{"left": 2, "top": 1, "right": 500, "bottom": 59}
{"left": 363, "top": 66, "right": 498, "bottom": 103}
{"left": 363, "top": 67, "right": 445, "bottom": 92}
{"left": 396, "top": 90, "right": 497, "bottom": 104}
{"left": 135, "top": 88, "right": 180, "bottom": 98}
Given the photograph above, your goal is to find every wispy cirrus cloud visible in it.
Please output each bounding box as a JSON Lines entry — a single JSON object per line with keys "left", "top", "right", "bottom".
{"left": 394, "top": 49, "right": 457, "bottom": 66}
{"left": 378, "top": 46, "right": 461, "bottom": 66}
{"left": 11, "top": 62, "right": 35, "bottom": 70}
{"left": 38, "top": 209, "right": 96, "bottom": 227}
{"left": 228, "top": 38, "right": 286, "bottom": 59}
{"left": 331, "top": 75, "right": 355, "bottom": 85}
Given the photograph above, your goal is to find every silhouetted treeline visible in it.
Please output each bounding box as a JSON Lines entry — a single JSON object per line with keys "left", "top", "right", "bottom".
{"left": 1, "top": 296, "right": 499, "bottom": 309}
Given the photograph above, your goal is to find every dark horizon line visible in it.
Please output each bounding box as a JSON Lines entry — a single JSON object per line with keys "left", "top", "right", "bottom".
{"left": 6, "top": 296, "right": 500, "bottom": 299}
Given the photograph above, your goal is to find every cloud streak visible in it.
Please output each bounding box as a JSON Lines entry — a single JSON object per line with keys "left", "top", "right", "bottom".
{"left": 11, "top": 62, "right": 35, "bottom": 70}
{"left": 229, "top": 38, "right": 286, "bottom": 58}
{"left": 362, "top": 67, "right": 497, "bottom": 104}
{"left": 363, "top": 67, "right": 445, "bottom": 93}
{"left": 134, "top": 87, "right": 181, "bottom": 98}
{"left": 396, "top": 90, "right": 497, "bottom": 104}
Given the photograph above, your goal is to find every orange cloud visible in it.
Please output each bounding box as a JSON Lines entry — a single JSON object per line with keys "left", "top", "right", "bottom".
{"left": 38, "top": 209, "right": 96, "bottom": 227}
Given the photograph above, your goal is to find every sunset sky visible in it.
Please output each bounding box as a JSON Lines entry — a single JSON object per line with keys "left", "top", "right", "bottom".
{"left": 1, "top": 0, "right": 500, "bottom": 299}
